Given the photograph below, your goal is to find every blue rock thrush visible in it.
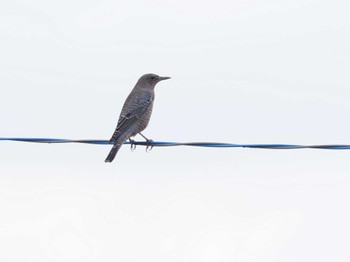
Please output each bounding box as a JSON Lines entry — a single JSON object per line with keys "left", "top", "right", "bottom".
{"left": 105, "top": 73, "right": 170, "bottom": 163}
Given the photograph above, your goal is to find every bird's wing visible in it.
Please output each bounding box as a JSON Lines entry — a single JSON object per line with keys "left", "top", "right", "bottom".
{"left": 109, "top": 93, "right": 153, "bottom": 142}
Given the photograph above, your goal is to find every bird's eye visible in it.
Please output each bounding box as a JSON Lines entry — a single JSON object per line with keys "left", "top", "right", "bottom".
{"left": 150, "top": 76, "right": 156, "bottom": 80}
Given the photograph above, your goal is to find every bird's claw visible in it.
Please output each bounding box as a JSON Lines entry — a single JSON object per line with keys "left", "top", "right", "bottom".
{"left": 129, "top": 139, "right": 137, "bottom": 152}
{"left": 146, "top": 139, "right": 154, "bottom": 152}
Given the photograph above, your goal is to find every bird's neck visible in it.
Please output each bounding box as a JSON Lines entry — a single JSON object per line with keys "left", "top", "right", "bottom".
{"left": 134, "top": 83, "right": 155, "bottom": 91}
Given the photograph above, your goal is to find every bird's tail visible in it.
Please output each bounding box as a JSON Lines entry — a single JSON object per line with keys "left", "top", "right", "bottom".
{"left": 105, "top": 136, "right": 128, "bottom": 163}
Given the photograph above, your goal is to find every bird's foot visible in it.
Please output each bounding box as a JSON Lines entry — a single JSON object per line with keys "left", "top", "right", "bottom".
{"left": 145, "top": 139, "right": 154, "bottom": 152}
{"left": 129, "top": 138, "right": 137, "bottom": 151}
{"left": 139, "top": 133, "right": 154, "bottom": 152}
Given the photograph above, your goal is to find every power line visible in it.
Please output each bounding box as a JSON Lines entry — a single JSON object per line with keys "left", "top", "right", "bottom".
{"left": 1, "top": 137, "right": 350, "bottom": 150}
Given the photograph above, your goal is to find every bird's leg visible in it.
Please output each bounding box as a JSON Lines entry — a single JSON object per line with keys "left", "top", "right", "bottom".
{"left": 139, "top": 133, "right": 153, "bottom": 152}
{"left": 129, "top": 138, "right": 137, "bottom": 151}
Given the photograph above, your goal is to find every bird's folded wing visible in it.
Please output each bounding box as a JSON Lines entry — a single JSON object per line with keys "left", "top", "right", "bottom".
{"left": 109, "top": 95, "right": 153, "bottom": 142}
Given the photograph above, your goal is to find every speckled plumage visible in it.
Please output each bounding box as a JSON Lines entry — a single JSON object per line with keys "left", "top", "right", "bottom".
{"left": 105, "top": 73, "right": 170, "bottom": 163}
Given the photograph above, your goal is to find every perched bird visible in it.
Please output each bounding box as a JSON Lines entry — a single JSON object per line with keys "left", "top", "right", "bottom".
{"left": 105, "top": 73, "right": 170, "bottom": 163}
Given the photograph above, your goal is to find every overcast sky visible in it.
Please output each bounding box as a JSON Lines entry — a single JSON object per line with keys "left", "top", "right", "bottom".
{"left": 1, "top": 0, "right": 350, "bottom": 261}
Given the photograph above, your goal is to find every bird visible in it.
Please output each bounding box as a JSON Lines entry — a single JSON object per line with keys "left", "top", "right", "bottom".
{"left": 105, "top": 73, "right": 171, "bottom": 163}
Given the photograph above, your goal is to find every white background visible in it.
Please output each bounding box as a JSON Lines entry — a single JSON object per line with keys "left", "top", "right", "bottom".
{"left": 1, "top": 0, "right": 350, "bottom": 261}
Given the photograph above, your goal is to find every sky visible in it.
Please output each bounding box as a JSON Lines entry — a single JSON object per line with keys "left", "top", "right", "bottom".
{"left": 0, "top": 0, "right": 350, "bottom": 261}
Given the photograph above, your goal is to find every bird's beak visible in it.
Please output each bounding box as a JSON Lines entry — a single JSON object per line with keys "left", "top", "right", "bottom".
{"left": 159, "top": 76, "right": 171, "bottom": 81}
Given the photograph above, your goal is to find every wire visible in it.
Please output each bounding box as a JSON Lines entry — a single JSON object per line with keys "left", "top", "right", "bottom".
{"left": 0, "top": 137, "right": 350, "bottom": 150}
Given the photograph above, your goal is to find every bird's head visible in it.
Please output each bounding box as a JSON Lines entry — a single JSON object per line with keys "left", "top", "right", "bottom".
{"left": 138, "top": 73, "right": 171, "bottom": 88}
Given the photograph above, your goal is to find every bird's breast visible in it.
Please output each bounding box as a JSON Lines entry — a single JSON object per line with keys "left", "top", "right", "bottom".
{"left": 135, "top": 102, "right": 153, "bottom": 132}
